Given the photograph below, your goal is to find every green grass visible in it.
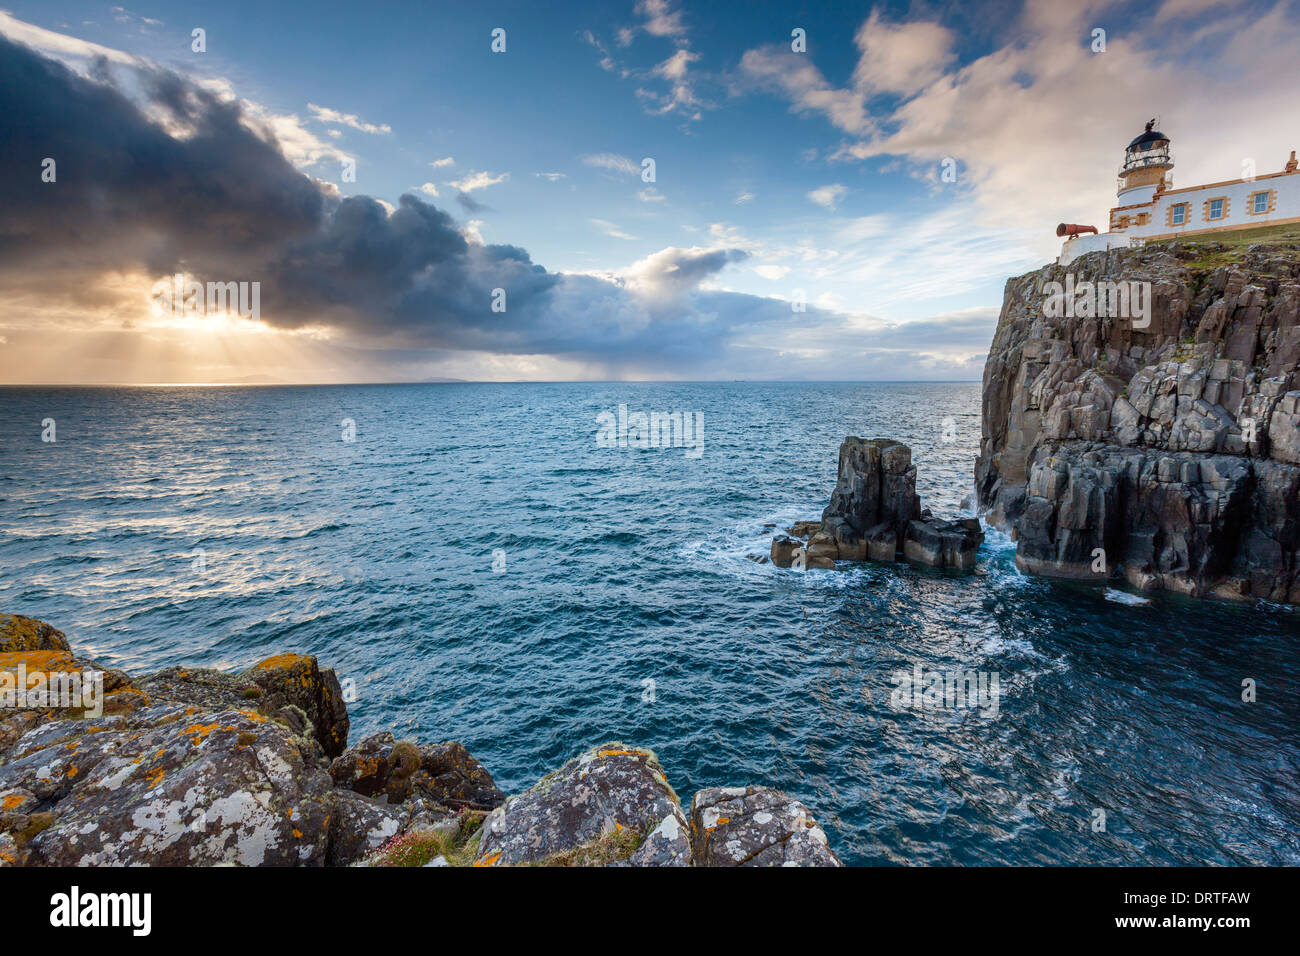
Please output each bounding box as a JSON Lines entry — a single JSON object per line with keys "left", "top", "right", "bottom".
{"left": 365, "top": 811, "right": 485, "bottom": 867}
{"left": 519, "top": 825, "right": 645, "bottom": 867}
{"left": 1146, "top": 222, "right": 1300, "bottom": 270}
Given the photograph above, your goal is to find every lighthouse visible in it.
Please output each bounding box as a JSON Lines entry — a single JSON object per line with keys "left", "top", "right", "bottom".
{"left": 1117, "top": 119, "right": 1173, "bottom": 204}
{"left": 1056, "top": 121, "right": 1299, "bottom": 266}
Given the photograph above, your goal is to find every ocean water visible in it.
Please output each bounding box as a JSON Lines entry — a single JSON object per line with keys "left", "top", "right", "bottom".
{"left": 1, "top": 382, "right": 1296, "bottom": 866}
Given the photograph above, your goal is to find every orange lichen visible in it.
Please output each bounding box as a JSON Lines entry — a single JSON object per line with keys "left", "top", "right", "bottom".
{"left": 144, "top": 766, "right": 165, "bottom": 789}
{"left": 181, "top": 722, "right": 221, "bottom": 745}
{"left": 251, "top": 653, "right": 312, "bottom": 671}
{"left": 2, "top": 793, "right": 26, "bottom": 810}
{"left": 0, "top": 649, "right": 79, "bottom": 674}
{"left": 474, "top": 851, "right": 501, "bottom": 867}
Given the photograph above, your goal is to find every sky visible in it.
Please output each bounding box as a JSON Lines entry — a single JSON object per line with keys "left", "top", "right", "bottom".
{"left": 1, "top": 0, "right": 1298, "bottom": 384}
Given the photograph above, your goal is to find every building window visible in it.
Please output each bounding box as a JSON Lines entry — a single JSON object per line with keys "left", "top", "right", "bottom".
{"left": 1167, "top": 202, "right": 1190, "bottom": 227}
{"left": 1247, "top": 190, "right": 1276, "bottom": 216}
{"left": 1203, "top": 196, "right": 1230, "bottom": 221}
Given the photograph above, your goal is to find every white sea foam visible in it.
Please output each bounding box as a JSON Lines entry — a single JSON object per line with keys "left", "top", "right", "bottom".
{"left": 1104, "top": 588, "right": 1151, "bottom": 606}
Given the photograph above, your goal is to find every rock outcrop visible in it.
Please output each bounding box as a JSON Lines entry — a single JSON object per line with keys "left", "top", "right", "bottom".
{"left": 821, "top": 437, "right": 922, "bottom": 555}
{"left": 978, "top": 239, "right": 1300, "bottom": 602}
{"left": 690, "top": 785, "right": 841, "bottom": 867}
{"left": 771, "top": 437, "right": 984, "bottom": 571}
{"left": 473, "top": 743, "right": 692, "bottom": 867}
{"left": 1, "top": 614, "right": 841, "bottom": 867}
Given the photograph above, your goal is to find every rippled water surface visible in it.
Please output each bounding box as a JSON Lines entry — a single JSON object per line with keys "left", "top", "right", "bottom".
{"left": 1, "top": 382, "right": 1296, "bottom": 865}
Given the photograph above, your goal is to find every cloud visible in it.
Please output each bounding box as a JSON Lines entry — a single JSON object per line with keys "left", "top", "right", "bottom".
{"left": 455, "top": 191, "right": 489, "bottom": 213}
{"left": 630, "top": 0, "right": 688, "bottom": 42}
{"left": 851, "top": 11, "right": 955, "bottom": 97}
{"left": 307, "top": 103, "right": 392, "bottom": 135}
{"left": 447, "top": 170, "right": 508, "bottom": 192}
{"left": 430, "top": 156, "right": 455, "bottom": 168}
{"left": 734, "top": 191, "right": 754, "bottom": 204}
{"left": 535, "top": 172, "right": 566, "bottom": 181}
{"left": 590, "top": 218, "right": 639, "bottom": 240}
{"left": 582, "top": 152, "right": 640, "bottom": 176}
{"left": 0, "top": 22, "right": 1000, "bottom": 383}
{"left": 807, "top": 184, "right": 847, "bottom": 211}
{"left": 0, "top": 31, "right": 853, "bottom": 381}
{"left": 738, "top": 45, "right": 870, "bottom": 135}
{"left": 637, "top": 186, "right": 665, "bottom": 202}
{"left": 418, "top": 183, "right": 439, "bottom": 197}
{"left": 742, "top": 0, "right": 1300, "bottom": 259}
{"left": 0, "top": 9, "right": 137, "bottom": 64}
{"left": 589, "top": 1, "right": 705, "bottom": 120}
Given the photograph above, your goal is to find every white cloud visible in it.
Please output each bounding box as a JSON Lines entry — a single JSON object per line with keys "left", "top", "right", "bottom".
{"left": 807, "top": 184, "right": 847, "bottom": 211}
{"left": 239, "top": 101, "right": 351, "bottom": 168}
{"left": 535, "top": 172, "right": 566, "bottom": 181}
{"left": 851, "top": 12, "right": 955, "bottom": 97}
{"left": 582, "top": 152, "right": 640, "bottom": 176}
{"left": 307, "top": 103, "right": 392, "bottom": 135}
{"left": 638, "top": 186, "right": 665, "bottom": 202}
{"left": 633, "top": 0, "right": 687, "bottom": 41}
{"left": 753, "top": 265, "right": 790, "bottom": 280}
{"left": 418, "top": 183, "right": 439, "bottom": 197}
{"left": 590, "top": 218, "right": 639, "bottom": 240}
{"left": 0, "top": 10, "right": 137, "bottom": 64}
{"left": 739, "top": 46, "right": 871, "bottom": 135}
{"left": 430, "top": 156, "right": 455, "bottom": 168}
{"left": 734, "top": 191, "right": 754, "bottom": 205}
{"left": 448, "top": 170, "right": 509, "bottom": 192}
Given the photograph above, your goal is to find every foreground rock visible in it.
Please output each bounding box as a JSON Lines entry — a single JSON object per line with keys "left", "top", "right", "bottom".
{"left": 771, "top": 437, "right": 983, "bottom": 571}
{"left": 474, "top": 742, "right": 692, "bottom": 866}
{"left": 2, "top": 615, "right": 843, "bottom": 867}
{"left": 330, "top": 732, "right": 504, "bottom": 810}
{"left": 690, "top": 786, "right": 842, "bottom": 867}
{"left": 0, "top": 614, "right": 496, "bottom": 867}
{"left": 978, "top": 239, "right": 1300, "bottom": 601}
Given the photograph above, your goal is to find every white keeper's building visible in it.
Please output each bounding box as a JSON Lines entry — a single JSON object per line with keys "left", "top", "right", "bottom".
{"left": 1058, "top": 121, "right": 1300, "bottom": 265}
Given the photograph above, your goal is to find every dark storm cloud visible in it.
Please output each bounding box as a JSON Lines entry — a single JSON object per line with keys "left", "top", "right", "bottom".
{"left": 0, "top": 35, "right": 323, "bottom": 276}
{"left": 0, "top": 34, "right": 979, "bottom": 375}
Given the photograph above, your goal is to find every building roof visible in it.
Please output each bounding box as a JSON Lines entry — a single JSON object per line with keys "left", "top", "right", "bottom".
{"left": 1128, "top": 120, "right": 1169, "bottom": 150}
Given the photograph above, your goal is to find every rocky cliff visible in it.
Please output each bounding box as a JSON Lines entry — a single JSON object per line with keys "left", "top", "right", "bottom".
{"left": 0, "top": 613, "right": 840, "bottom": 867}
{"left": 977, "top": 236, "right": 1300, "bottom": 603}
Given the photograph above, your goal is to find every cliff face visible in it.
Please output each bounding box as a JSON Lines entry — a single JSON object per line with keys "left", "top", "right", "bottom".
{"left": 977, "top": 238, "right": 1300, "bottom": 603}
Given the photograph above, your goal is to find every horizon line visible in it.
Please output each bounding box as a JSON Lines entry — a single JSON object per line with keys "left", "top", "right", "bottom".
{"left": 0, "top": 379, "right": 984, "bottom": 388}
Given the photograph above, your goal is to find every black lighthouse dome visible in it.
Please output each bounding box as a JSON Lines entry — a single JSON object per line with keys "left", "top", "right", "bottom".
{"left": 1128, "top": 119, "right": 1169, "bottom": 151}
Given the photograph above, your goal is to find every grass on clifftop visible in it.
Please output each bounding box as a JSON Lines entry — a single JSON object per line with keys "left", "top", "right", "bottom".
{"left": 1146, "top": 222, "right": 1300, "bottom": 270}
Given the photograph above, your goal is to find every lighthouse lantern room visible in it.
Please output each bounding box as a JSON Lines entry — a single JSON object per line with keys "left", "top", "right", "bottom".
{"left": 1117, "top": 120, "right": 1173, "bottom": 203}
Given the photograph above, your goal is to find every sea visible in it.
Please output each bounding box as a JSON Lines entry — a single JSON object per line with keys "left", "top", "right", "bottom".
{"left": 1, "top": 381, "right": 1296, "bottom": 865}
